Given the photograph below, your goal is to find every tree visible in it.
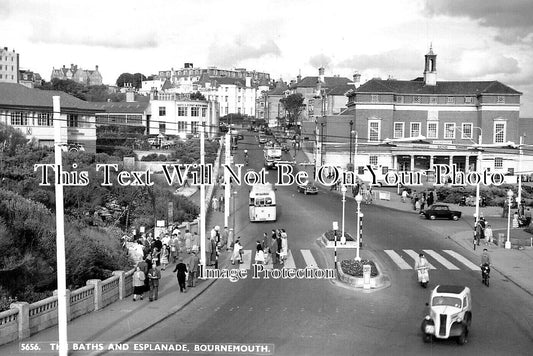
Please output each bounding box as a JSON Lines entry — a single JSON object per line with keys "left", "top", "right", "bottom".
{"left": 38, "top": 78, "right": 87, "bottom": 100}
{"left": 116, "top": 73, "right": 135, "bottom": 88}
{"left": 190, "top": 91, "right": 206, "bottom": 101}
{"left": 280, "top": 93, "right": 305, "bottom": 128}
{"left": 132, "top": 73, "right": 147, "bottom": 89}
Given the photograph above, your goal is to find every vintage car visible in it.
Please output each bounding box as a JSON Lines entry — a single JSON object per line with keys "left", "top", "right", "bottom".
{"left": 297, "top": 183, "right": 319, "bottom": 195}
{"left": 421, "top": 285, "right": 472, "bottom": 345}
{"left": 258, "top": 136, "right": 268, "bottom": 144}
{"left": 422, "top": 204, "right": 462, "bottom": 221}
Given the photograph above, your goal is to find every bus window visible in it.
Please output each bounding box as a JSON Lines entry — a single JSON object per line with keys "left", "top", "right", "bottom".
{"left": 249, "top": 198, "right": 255, "bottom": 205}
{"left": 265, "top": 198, "right": 272, "bottom": 205}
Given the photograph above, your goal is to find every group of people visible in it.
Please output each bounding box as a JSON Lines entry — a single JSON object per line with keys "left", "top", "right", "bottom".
{"left": 474, "top": 216, "right": 494, "bottom": 247}
{"left": 254, "top": 229, "right": 289, "bottom": 266}
{"left": 408, "top": 190, "right": 436, "bottom": 212}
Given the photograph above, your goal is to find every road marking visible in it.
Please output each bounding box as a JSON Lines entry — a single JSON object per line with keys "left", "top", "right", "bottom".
{"left": 443, "top": 250, "right": 479, "bottom": 270}
{"left": 403, "top": 249, "right": 436, "bottom": 269}
{"left": 384, "top": 250, "right": 412, "bottom": 269}
{"left": 423, "top": 250, "right": 460, "bottom": 270}
{"left": 240, "top": 250, "right": 252, "bottom": 271}
{"left": 301, "top": 249, "right": 318, "bottom": 269}
{"left": 282, "top": 249, "right": 296, "bottom": 269}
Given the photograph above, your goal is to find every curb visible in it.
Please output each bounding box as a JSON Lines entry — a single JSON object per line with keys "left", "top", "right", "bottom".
{"left": 316, "top": 237, "right": 391, "bottom": 293}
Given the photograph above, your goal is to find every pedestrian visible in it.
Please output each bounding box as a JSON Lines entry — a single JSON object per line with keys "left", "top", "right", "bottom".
{"left": 401, "top": 189, "right": 408, "bottom": 203}
{"left": 192, "top": 231, "right": 200, "bottom": 254}
{"left": 173, "top": 257, "right": 188, "bottom": 293}
{"left": 255, "top": 245, "right": 265, "bottom": 265}
{"left": 270, "top": 235, "right": 279, "bottom": 264}
{"left": 474, "top": 220, "right": 484, "bottom": 247}
{"left": 212, "top": 197, "right": 219, "bottom": 212}
{"left": 215, "top": 226, "right": 221, "bottom": 245}
{"left": 160, "top": 244, "right": 170, "bottom": 270}
{"left": 502, "top": 200, "right": 509, "bottom": 218}
{"left": 415, "top": 198, "right": 421, "bottom": 212}
{"left": 219, "top": 194, "right": 224, "bottom": 212}
{"left": 231, "top": 239, "right": 243, "bottom": 265}
{"left": 227, "top": 228, "right": 234, "bottom": 251}
{"left": 171, "top": 233, "right": 180, "bottom": 263}
{"left": 262, "top": 232, "right": 269, "bottom": 251}
{"left": 152, "top": 247, "right": 160, "bottom": 267}
{"left": 513, "top": 212, "right": 519, "bottom": 229}
{"left": 280, "top": 232, "right": 288, "bottom": 265}
{"left": 132, "top": 266, "right": 145, "bottom": 301}
{"left": 221, "top": 226, "right": 229, "bottom": 249}
{"left": 526, "top": 208, "right": 532, "bottom": 226}
{"left": 187, "top": 251, "right": 200, "bottom": 287}
{"left": 485, "top": 224, "right": 493, "bottom": 245}
{"left": 147, "top": 265, "right": 161, "bottom": 301}
{"left": 427, "top": 191, "right": 434, "bottom": 206}
{"left": 184, "top": 229, "right": 192, "bottom": 253}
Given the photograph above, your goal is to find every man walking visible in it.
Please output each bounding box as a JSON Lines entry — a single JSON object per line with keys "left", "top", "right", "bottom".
{"left": 187, "top": 251, "right": 200, "bottom": 287}
{"left": 147, "top": 265, "right": 161, "bottom": 301}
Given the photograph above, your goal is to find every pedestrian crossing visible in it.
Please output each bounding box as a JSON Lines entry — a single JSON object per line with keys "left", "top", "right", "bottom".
{"left": 233, "top": 249, "right": 319, "bottom": 271}
{"left": 381, "top": 249, "right": 479, "bottom": 271}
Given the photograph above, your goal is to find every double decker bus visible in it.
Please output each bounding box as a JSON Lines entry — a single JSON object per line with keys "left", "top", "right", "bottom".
{"left": 249, "top": 183, "right": 277, "bottom": 222}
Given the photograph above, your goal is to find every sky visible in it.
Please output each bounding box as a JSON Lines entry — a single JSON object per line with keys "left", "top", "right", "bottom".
{"left": 2, "top": 0, "right": 533, "bottom": 116}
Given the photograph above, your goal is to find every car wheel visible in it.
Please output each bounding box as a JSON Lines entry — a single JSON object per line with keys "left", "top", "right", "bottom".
{"left": 457, "top": 327, "right": 468, "bottom": 345}
{"left": 423, "top": 333, "right": 433, "bottom": 343}
{"left": 452, "top": 215, "right": 459, "bottom": 221}
{"left": 429, "top": 215, "right": 436, "bottom": 220}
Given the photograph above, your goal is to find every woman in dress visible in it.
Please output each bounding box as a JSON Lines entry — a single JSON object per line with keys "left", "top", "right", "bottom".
{"left": 173, "top": 257, "right": 188, "bottom": 293}
{"left": 132, "top": 266, "right": 145, "bottom": 301}
{"left": 160, "top": 244, "right": 170, "bottom": 270}
{"left": 280, "top": 231, "right": 288, "bottom": 264}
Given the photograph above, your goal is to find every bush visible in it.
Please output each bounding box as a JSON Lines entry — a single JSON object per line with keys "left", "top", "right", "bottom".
{"left": 324, "top": 230, "right": 354, "bottom": 241}
{"left": 141, "top": 153, "right": 168, "bottom": 161}
{"left": 340, "top": 259, "right": 378, "bottom": 277}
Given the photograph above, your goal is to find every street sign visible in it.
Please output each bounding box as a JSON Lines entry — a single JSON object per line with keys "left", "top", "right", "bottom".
{"left": 332, "top": 221, "right": 338, "bottom": 230}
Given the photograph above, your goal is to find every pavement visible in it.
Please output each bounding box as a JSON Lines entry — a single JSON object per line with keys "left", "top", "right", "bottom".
{"left": 288, "top": 140, "right": 533, "bottom": 297}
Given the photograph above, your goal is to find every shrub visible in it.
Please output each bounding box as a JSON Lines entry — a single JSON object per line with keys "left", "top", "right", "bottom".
{"left": 340, "top": 259, "right": 378, "bottom": 277}
{"left": 324, "top": 230, "right": 354, "bottom": 241}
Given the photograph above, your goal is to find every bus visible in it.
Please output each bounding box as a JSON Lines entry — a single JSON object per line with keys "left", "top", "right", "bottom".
{"left": 249, "top": 183, "right": 277, "bottom": 222}
{"left": 264, "top": 146, "right": 282, "bottom": 169}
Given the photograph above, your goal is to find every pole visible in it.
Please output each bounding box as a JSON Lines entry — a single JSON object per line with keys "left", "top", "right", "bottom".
{"left": 224, "top": 134, "right": 231, "bottom": 228}
{"left": 349, "top": 121, "right": 353, "bottom": 166}
{"left": 341, "top": 186, "right": 346, "bottom": 244}
{"left": 333, "top": 221, "right": 338, "bottom": 268}
{"left": 355, "top": 132, "right": 359, "bottom": 173}
{"left": 518, "top": 136, "right": 523, "bottom": 214}
{"left": 320, "top": 123, "right": 325, "bottom": 166}
{"left": 232, "top": 192, "right": 236, "bottom": 233}
{"left": 53, "top": 96, "right": 68, "bottom": 356}
{"left": 506, "top": 192, "right": 512, "bottom": 249}
{"left": 475, "top": 133, "right": 482, "bottom": 225}
{"left": 355, "top": 194, "right": 362, "bottom": 261}
{"left": 314, "top": 119, "right": 319, "bottom": 181}
{"left": 200, "top": 120, "right": 206, "bottom": 276}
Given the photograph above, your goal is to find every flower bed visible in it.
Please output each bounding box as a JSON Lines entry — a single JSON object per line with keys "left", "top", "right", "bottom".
{"left": 340, "top": 259, "right": 378, "bottom": 277}
{"left": 324, "top": 230, "right": 355, "bottom": 242}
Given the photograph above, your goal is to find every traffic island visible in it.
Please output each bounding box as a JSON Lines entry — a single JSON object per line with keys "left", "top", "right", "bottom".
{"left": 320, "top": 230, "right": 358, "bottom": 248}
{"left": 336, "top": 258, "right": 389, "bottom": 290}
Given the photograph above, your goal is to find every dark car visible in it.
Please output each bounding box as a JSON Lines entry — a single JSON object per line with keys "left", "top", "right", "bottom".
{"left": 297, "top": 183, "right": 318, "bottom": 195}
{"left": 423, "top": 204, "right": 462, "bottom": 221}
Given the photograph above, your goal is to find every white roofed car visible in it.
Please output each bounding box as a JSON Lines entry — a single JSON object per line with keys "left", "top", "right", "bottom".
{"left": 421, "top": 285, "right": 472, "bottom": 345}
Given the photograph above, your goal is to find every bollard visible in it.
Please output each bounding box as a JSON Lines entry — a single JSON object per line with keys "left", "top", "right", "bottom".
{"left": 363, "top": 264, "right": 371, "bottom": 290}
{"left": 498, "top": 233, "right": 505, "bottom": 247}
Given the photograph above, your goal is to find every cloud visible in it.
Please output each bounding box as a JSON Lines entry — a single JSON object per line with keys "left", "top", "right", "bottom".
{"left": 449, "top": 51, "right": 521, "bottom": 78}
{"left": 28, "top": 17, "right": 158, "bottom": 49}
{"left": 424, "top": 0, "right": 533, "bottom": 43}
{"left": 309, "top": 54, "right": 332, "bottom": 69}
{"left": 337, "top": 48, "right": 421, "bottom": 73}
{"left": 207, "top": 39, "right": 281, "bottom": 68}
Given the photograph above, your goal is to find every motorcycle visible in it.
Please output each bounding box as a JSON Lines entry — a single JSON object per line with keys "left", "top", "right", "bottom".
{"left": 417, "top": 266, "right": 429, "bottom": 288}
{"left": 481, "top": 264, "right": 490, "bottom": 287}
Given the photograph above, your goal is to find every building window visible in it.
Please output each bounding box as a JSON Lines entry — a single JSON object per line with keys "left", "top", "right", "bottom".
{"left": 67, "top": 114, "right": 78, "bottom": 127}
{"left": 202, "top": 107, "right": 207, "bottom": 117}
{"left": 427, "top": 122, "right": 438, "bottom": 139}
{"left": 369, "top": 155, "right": 378, "bottom": 166}
{"left": 238, "top": 96, "right": 241, "bottom": 103}
{"left": 178, "top": 122, "right": 186, "bottom": 132}
{"left": 461, "top": 123, "right": 473, "bottom": 139}
{"left": 396, "top": 95, "right": 404, "bottom": 103}
{"left": 368, "top": 120, "right": 381, "bottom": 142}
{"left": 37, "top": 112, "right": 53, "bottom": 126}
{"left": 393, "top": 122, "right": 404, "bottom": 139}
{"left": 371, "top": 95, "right": 379, "bottom": 102}
{"left": 413, "top": 96, "right": 421, "bottom": 104}
{"left": 238, "top": 108, "right": 242, "bottom": 114}
{"left": 159, "top": 123, "right": 166, "bottom": 134}
{"left": 410, "top": 122, "right": 421, "bottom": 137}
{"left": 225, "top": 96, "right": 228, "bottom": 102}
{"left": 260, "top": 102, "right": 264, "bottom": 107}
{"left": 494, "top": 122, "right": 506, "bottom": 143}
{"left": 178, "top": 107, "right": 187, "bottom": 116}
{"left": 10, "top": 112, "right": 28, "bottom": 126}
{"left": 464, "top": 97, "right": 474, "bottom": 104}
{"left": 497, "top": 96, "right": 505, "bottom": 103}
{"left": 494, "top": 157, "right": 503, "bottom": 169}
{"left": 159, "top": 107, "right": 166, "bottom": 116}
{"left": 430, "top": 97, "right": 437, "bottom": 104}
{"left": 191, "top": 107, "right": 199, "bottom": 117}
{"left": 447, "top": 97, "right": 455, "bottom": 104}
{"left": 444, "top": 123, "right": 456, "bottom": 139}
{"left": 191, "top": 122, "right": 198, "bottom": 134}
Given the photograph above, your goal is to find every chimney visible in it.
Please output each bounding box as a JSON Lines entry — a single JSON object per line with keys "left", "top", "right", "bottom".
{"left": 353, "top": 72, "right": 361, "bottom": 89}
{"left": 95, "top": 65, "right": 99, "bottom": 71}
{"left": 126, "top": 91, "right": 135, "bottom": 102}
{"left": 318, "top": 67, "right": 325, "bottom": 84}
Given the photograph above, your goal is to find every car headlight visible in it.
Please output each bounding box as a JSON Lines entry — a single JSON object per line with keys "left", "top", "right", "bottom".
{"left": 425, "top": 315, "right": 430, "bottom": 321}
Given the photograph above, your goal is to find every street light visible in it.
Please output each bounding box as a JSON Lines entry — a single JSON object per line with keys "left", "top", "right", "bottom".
{"left": 341, "top": 185, "right": 347, "bottom": 245}
{"left": 349, "top": 121, "right": 354, "bottom": 166}
{"left": 506, "top": 189, "right": 513, "bottom": 249}
{"left": 352, "top": 130, "right": 359, "bottom": 174}
{"left": 232, "top": 190, "right": 238, "bottom": 234}
{"left": 355, "top": 192, "right": 362, "bottom": 261}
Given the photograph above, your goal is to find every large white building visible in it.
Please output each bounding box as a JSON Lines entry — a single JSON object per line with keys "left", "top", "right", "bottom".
{"left": 0, "top": 47, "right": 19, "bottom": 84}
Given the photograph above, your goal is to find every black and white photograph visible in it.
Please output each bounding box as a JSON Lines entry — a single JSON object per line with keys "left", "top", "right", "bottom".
{"left": 1, "top": 1, "right": 533, "bottom": 355}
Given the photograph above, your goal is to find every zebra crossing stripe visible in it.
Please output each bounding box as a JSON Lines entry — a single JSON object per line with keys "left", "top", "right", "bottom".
{"left": 282, "top": 250, "right": 296, "bottom": 269}
{"left": 423, "top": 250, "right": 460, "bottom": 270}
{"left": 443, "top": 250, "right": 479, "bottom": 271}
{"left": 301, "top": 249, "right": 318, "bottom": 269}
{"left": 384, "top": 250, "right": 412, "bottom": 269}
{"left": 240, "top": 250, "right": 252, "bottom": 271}
{"left": 403, "top": 249, "right": 436, "bottom": 269}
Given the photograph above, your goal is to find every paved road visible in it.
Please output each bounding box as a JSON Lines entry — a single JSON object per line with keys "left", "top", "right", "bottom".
{"left": 113, "top": 134, "right": 533, "bottom": 355}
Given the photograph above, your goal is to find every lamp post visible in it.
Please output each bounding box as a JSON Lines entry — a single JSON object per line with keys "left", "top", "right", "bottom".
{"left": 232, "top": 190, "right": 238, "bottom": 234}
{"left": 517, "top": 136, "right": 523, "bottom": 216}
{"left": 320, "top": 123, "right": 325, "bottom": 166}
{"left": 354, "top": 130, "right": 359, "bottom": 173}
{"left": 341, "top": 185, "right": 347, "bottom": 245}
{"left": 355, "top": 192, "right": 362, "bottom": 261}
{"left": 349, "top": 121, "right": 354, "bottom": 166}
{"left": 474, "top": 131, "right": 483, "bottom": 227}
{"left": 506, "top": 189, "right": 513, "bottom": 249}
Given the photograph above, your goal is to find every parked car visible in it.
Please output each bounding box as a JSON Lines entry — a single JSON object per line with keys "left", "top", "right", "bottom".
{"left": 297, "top": 183, "right": 319, "bottom": 195}
{"left": 160, "top": 139, "right": 177, "bottom": 149}
{"left": 147, "top": 137, "right": 158, "bottom": 146}
{"left": 421, "top": 285, "right": 472, "bottom": 345}
{"left": 258, "top": 136, "right": 268, "bottom": 144}
{"left": 422, "top": 204, "right": 462, "bottom": 221}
